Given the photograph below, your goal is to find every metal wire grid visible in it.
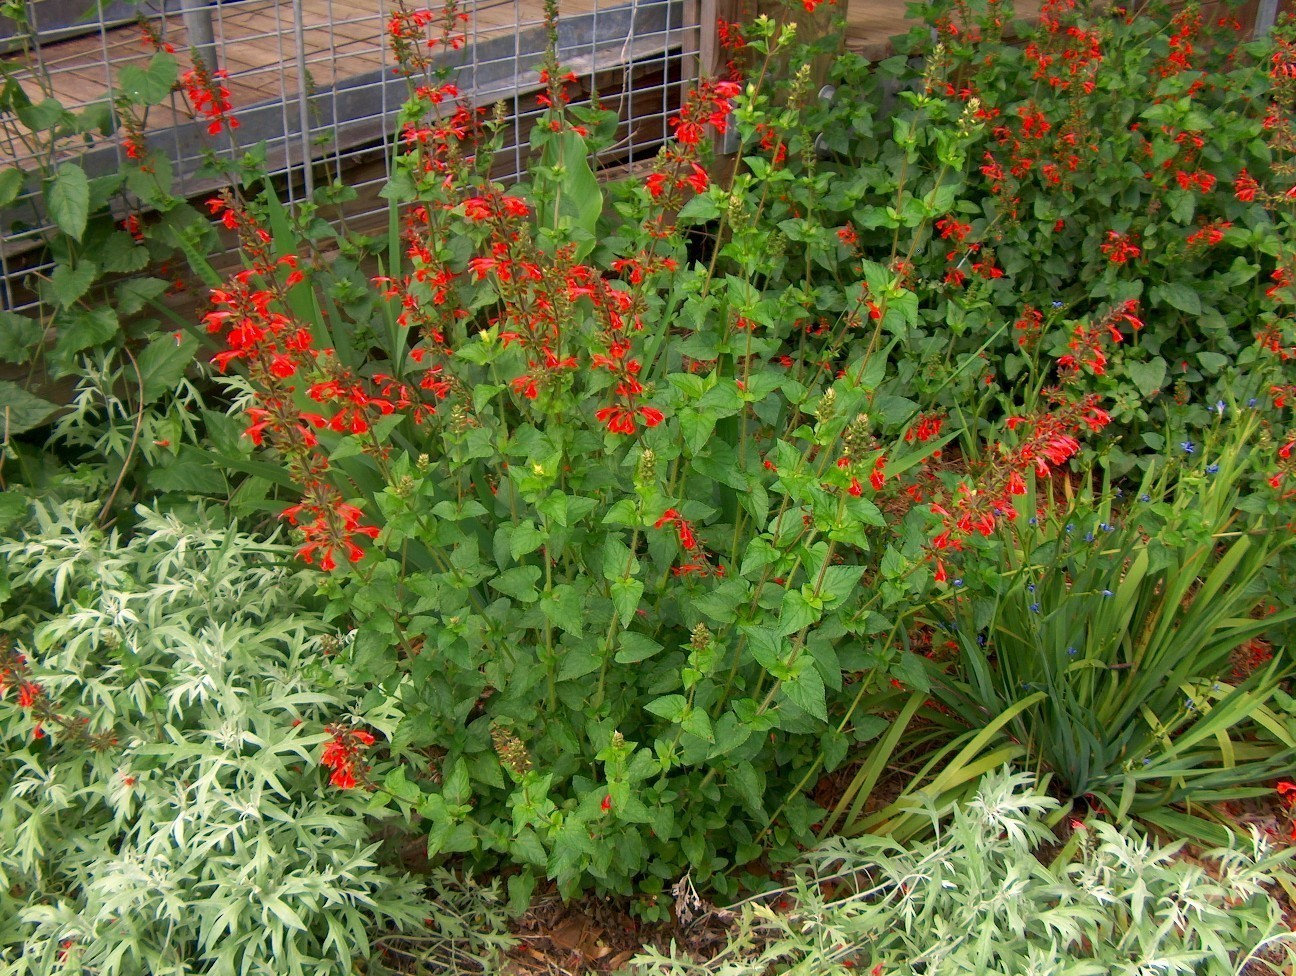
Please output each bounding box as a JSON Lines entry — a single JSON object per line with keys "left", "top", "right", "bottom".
{"left": 0, "top": 0, "right": 699, "bottom": 313}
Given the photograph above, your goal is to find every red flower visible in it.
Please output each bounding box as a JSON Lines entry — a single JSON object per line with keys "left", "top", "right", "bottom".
{"left": 321, "top": 724, "right": 377, "bottom": 790}
{"left": 646, "top": 172, "right": 669, "bottom": 199}
{"left": 1235, "top": 169, "right": 1260, "bottom": 203}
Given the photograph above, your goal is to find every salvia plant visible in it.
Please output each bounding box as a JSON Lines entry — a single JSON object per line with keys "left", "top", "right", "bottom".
{"left": 125, "top": 0, "right": 1296, "bottom": 903}
{"left": 2, "top": 0, "right": 1296, "bottom": 922}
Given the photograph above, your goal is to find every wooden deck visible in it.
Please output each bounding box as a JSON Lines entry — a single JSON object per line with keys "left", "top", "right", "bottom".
{"left": 1, "top": 0, "right": 645, "bottom": 163}
{"left": 0, "top": 0, "right": 959, "bottom": 167}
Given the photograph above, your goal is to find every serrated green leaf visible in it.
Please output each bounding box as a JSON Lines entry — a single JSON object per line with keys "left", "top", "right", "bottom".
{"left": 117, "top": 51, "right": 177, "bottom": 104}
{"left": 116, "top": 278, "right": 169, "bottom": 316}
{"left": 489, "top": 566, "right": 541, "bottom": 602}
{"left": 0, "top": 380, "right": 59, "bottom": 434}
{"left": 681, "top": 707, "right": 714, "bottom": 743}
{"left": 145, "top": 450, "right": 228, "bottom": 494}
{"left": 610, "top": 576, "right": 643, "bottom": 628}
{"left": 49, "top": 261, "right": 97, "bottom": 308}
{"left": 1152, "top": 282, "right": 1201, "bottom": 315}
{"left": 892, "top": 650, "right": 931, "bottom": 693}
{"left": 46, "top": 162, "right": 90, "bottom": 241}
{"left": 782, "top": 663, "right": 827, "bottom": 721}
{"left": 509, "top": 520, "right": 546, "bottom": 560}
{"left": 0, "top": 167, "right": 22, "bottom": 208}
{"left": 0, "top": 311, "right": 43, "bottom": 363}
{"left": 614, "top": 632, "right": 662, "bottom": 664}
{"left": 1125, "top": 358, "right": 1166, "bottom": 399}
{"left": 645, "top": 694, "right": 688, "bottom": 722}
{"left": 54, "top": 306, "right": 118, "bottom": 358}
{"left": 137, "top": 330, "right": 198, "bottom": 403}
{"left": 779, "top": 587, "right": 820, "bottom": 636}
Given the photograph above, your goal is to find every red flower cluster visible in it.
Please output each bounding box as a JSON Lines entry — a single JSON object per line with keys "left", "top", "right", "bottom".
{"left": 180, "top": 64, "right": 238, "bottom": 136}
{"left": 1099, "top": 231, "right": 1140, "bottom": 265}
{"left": 1153, "top": 6, "right": 1202, "bottom": 77}
{"left": 0, "top": 639, "right": 117, "bottom": 748}
{"left": 321, "top": 724, "right": 377, "bottom": 790}
{"left": 1277, "top": 781, "right": 1296, "bottom": 841}
{"left": 928, "top": 394, "right": 1110, "bottom": 579}
{"left": 1185, "top": 219, "right": 1232, "bottom": 249}
{"left": 387, "top": 1, "right": 469, "bottom": 75}
{"left": 1057, "top": 300, "right": 1143, "bottom": 379}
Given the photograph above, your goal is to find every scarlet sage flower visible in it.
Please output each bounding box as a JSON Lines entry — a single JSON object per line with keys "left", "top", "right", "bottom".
{"left": 1100, "top": 231, "right": 1140, "bottom": 264}
{"left": 1235, "top": 169, "right": 1260, "bottom": 202}
{"left": 321, "top": 725, "right": 377, "bottom": 790}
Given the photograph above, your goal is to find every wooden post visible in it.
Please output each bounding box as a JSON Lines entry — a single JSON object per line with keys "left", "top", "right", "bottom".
{"left": 700, "top": 0, "right": 746, "bottom": 79}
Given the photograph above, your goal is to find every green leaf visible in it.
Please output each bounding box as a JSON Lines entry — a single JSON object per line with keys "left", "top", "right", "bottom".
{"left": 116, "top": 278, "right": 170, "bottom": 316}
{"left": 489, "top": 566, "right": 541, "bottom": 603}
{"left": 542, "top": 131, "right": 603, "bottom": 245}
{"left": 728, "top": 761, "right": 768, "bottom": 820}
{"left": 1196, "top": 351, "right": 1228, "bottom": 375}
{"left": 892, "top": 651, "right": 931, "bottom": 693}
{"left": 681, "top": 707, "right": 714, "bottom": 743}
{"left": 54, "top": 306, "right": 118, "bottom": 358}
{"left": 0, "top": 491, "right": 29, "bottom": 531}
{"left": 444, "top": 757, "right": 471, "bottom": 805}
{"left": 117, "top": 51, "right": 177, "bottom": 105}
{"left": 49, "top": 261, "right": 97, "bottom": 308}
{"left": 556, "top": 645, "right": 601, "bottom": 681}
{"left": 778, "top": 588, "right": 820, "bottom": 636}
{"left": 610, "top": 576, "right": 643, "bottom": 627}
{"left": 782, "top": 663, "right": 828, "bottom": 721}
{"left": 0, "top": 381, "right": 59, "bottom": 434}
{"left": 46, "top": 163, "right": 90, "bottom": 241}
{"left": 137, "top": 331, "right": 198, "bottom": 403}
{"left": 0, "top": 311, "right": 43, "bottom": 363}
{"left": 145, "top": 450, "right": 228, "bottom": 494}
{"left": 509, "top": 521, "right": 547, "bottom": 560}
{"left": 1152, "top": 282, "right": 1201, "bottom": 315}
{"left": 382, "top": 766, "right": 424, "bottom": 804}
{"left": 0, "top": 167, "right": 22, "bottom": 208}
{"left": 1125, "top": 358, "right": 1166, "bottom": 399}
{"left": 614, "top": 632, "right": 662, "bottom": 664}
{"left": 645, "top": 694, "right": 689, "bottom": 722}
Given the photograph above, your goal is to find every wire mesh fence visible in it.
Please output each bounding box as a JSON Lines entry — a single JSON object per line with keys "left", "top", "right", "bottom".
{"left": 0, "top": 0, "right": 702, "bottom": 312}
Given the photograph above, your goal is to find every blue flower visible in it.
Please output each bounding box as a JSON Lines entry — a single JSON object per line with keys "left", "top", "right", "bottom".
{"left": 1142, "top": 757, "right": 1152, "bottom": 766}
{"left": 1139, "top": 494, "right": 1150, "bottom": 502}
{"left": 1084, "top": 531, "right": 1095, "bottom": 542}
{"left": 1185, "top": 697, "right": 1196, "bottom": 710}
{"left": 1100, "top": 522, "right": 1112, "bottom": 532}
{"left": 1215, "top": 400, "right": 1226, "bottom": 416}
{"left": 953, "top": 578, "right": 964, "bottom": 587}
{"left": 1206, "top": 463, "right": 1219, "bottom": 475}
{"left": 1030, "top": 602, "right": 1041, "bottom": 613}
{"left": 1065, "top": 523, "right": 1074, "bottom": 533}
{"left": 1028, "top": 583, "right": 1035, "bottom": 592}
{"left": 1249, "top": 397, "right": 1258, "bottom": 407}
{"left": 1102, "top": 589, "right": 1113, "bottom": 597}
{"left": 1181, "top": 440, "right": 1195, "bottom": 454}
{"left": 1066, "top": 646, "right": 1078, "bottom": 657}
{"left": 1052, "top": 300, "right": 1064, "bottom": 309}
{"left": 976, "top": 633, "right": 987, "bottom": 646}
{"left": 1028, "top": 517, "right": 1038, "bottom": 525}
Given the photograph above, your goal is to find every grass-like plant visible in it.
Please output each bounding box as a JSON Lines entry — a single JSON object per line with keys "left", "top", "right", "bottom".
{"left": 932, "top": 411, "right": 1296, "bottom": 834}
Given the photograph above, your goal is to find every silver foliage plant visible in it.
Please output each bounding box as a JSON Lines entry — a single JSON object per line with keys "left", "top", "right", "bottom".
{"left": 631, "top": 770, "right": 1296, "bottom": 976}
{"left": 0, "top": 502, "right": 510, "bottom": 976}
